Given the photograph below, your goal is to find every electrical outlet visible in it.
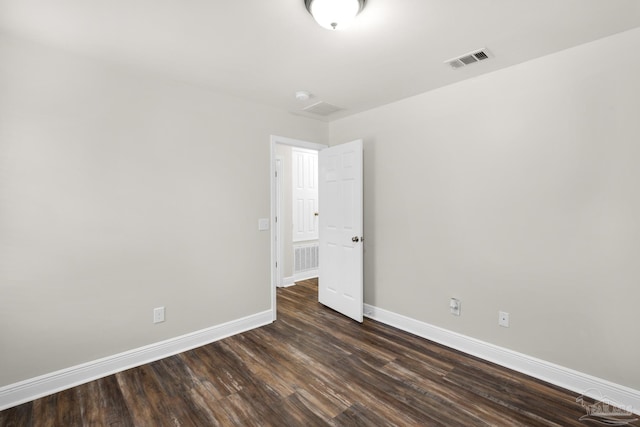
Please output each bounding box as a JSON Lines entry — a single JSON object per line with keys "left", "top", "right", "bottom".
{"left": 498, "top": 311, "right": 509, "bottom": 328}
{"left": 153, "top": 307, "right": 165, "bottom": 324}
{"left": 449, "top": 298, "right": 461, "bottom": 316}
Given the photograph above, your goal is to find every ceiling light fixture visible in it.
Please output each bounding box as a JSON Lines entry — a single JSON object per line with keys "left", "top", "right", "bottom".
{"left": 295, "top": 90, "right": 311, "bottom": 101}
{"left": 304, "top": 0, "right": 367, "bottom": 30}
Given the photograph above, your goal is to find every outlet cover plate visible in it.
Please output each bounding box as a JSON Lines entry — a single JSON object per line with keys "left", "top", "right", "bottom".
{"left": 498, "top": 311, "right": 509, "bottom": 327}
{"left": 153, "top": 307, "right": 165, "bottom": 323}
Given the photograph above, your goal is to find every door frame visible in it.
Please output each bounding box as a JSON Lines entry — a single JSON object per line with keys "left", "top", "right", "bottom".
{"left": 270, "top": 135, "right": 328, "bottom": 321}
{"left": 274, "top": 155, "right": 283, "bottom": 288}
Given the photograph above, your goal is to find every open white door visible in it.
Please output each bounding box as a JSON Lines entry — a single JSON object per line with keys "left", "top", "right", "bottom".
{"left": 318, "top": 139, "right": 363, "bottom": 322}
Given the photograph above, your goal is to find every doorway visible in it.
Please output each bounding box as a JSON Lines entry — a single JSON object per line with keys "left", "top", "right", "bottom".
{"left": 270, "top": 136, "right": 328, "bottom": 321}
{"left": 276, "top": 145, "right": 320, "bottom": 287}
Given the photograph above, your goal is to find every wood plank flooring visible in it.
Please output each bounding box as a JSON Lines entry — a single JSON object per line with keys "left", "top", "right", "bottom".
{"left": 0, "top": 278, "right": 620, "bottom": 426}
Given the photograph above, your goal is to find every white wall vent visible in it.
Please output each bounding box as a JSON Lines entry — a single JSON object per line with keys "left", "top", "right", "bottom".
{"left": 303, "top": 101, "right": 343, "bottom": 116}
{"left": 294, "top": 242, "right": 319, "bottom": 273}
{"left": 445, "top": 48, "right": 492, "bottom": 69}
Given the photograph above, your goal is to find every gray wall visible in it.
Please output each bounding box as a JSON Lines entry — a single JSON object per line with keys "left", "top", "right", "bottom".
{"left": 330, "top": 28, "right": 640, "bottom": 390}
{"left": 2, "top": 25, "right": 639, "bottom": 395}
{"left": 0, "top": 35, "right": 327, "bottom": 386}
{"left": 275, "top": 143, "right": 293, "bottom": 279}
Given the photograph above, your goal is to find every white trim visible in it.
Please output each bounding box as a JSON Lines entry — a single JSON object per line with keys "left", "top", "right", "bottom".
{"left": 279, "top": 276, "right": 297, "bottom": 288}
{"left": 270, "top": 135, "right": 328, "bottom": 322}
{"left": 0, "top": 310, "right": 273, "bottom": 411}
{"left": 364, "top": 304, "right": 640, "bottom": 416}
{"left": 274, "top": 155, "right": 284, "bottom": 288}
{"left": 280, "top": 270, "right": 319, "bottom": 288}
{"left": 271, "top": 135, "right": 327, "bottom": 151}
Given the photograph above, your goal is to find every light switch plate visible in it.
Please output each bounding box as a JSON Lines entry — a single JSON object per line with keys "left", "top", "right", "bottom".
{"left": 258, "top": 218, "right": 270, "bottom": 231}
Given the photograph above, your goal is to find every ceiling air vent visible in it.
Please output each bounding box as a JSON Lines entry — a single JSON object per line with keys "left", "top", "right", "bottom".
{"left": 303, "top": 101, "right": 344, "bottom": 116}
{"left": 445, "top": 48, "right": 492, "bottom": 69}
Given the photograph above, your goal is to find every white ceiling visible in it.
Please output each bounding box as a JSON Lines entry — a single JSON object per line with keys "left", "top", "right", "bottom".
{"left": 1, "top": 0, "right": 640, "bottom": 120}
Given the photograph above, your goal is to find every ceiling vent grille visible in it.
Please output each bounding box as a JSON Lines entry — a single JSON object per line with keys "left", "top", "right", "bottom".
{"left": 303, "top": 101, "right": 344, "bottom": 116}
{"left": 445, "top": 48, "right": 492, "bottom": 69}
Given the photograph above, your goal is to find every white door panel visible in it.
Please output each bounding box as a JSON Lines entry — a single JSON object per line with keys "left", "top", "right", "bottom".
{"left": 319, "top": 140, "right": 363, "bottom": 322}
{"left": 292, "top": 148, "right": 318, "bottom": 242}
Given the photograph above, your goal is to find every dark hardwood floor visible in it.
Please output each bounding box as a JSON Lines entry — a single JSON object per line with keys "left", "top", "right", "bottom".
{"left": 0, "top": 278, "right": 625, "bottom": 426}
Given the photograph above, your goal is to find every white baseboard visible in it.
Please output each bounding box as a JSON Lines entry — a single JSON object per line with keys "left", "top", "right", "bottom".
{"left": 364, "top": 304, "right": 640, "bottom": 416}
{"left": 280, "top": 276, "right": 297, "bottom": 287}
{"left": 281, "top": 271, "right": 318, "bottom": 287}
{"left": 0, "top": 310, "right": 273, "bottom": 411}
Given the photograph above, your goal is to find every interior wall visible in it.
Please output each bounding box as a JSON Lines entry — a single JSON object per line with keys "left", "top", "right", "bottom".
{"left": 0, "top": 35, "right": 327, "bottom": 387}
{"left": 275, "top": 144, "right": 293, "bottom": 279}
{"left": 329, "top": 27, "right": 640, "bottom": 390}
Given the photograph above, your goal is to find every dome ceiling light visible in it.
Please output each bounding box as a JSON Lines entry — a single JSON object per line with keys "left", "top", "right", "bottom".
{"left": 304, "top": 0, "right": 367, "bottom": 30}
{"left": 295, "top": 90, "right": 311, "bottom": 101}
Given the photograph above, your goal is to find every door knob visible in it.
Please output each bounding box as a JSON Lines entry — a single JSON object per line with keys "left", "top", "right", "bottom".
{"left": 352, "top": 236, "right": 360, "bottom": 242}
